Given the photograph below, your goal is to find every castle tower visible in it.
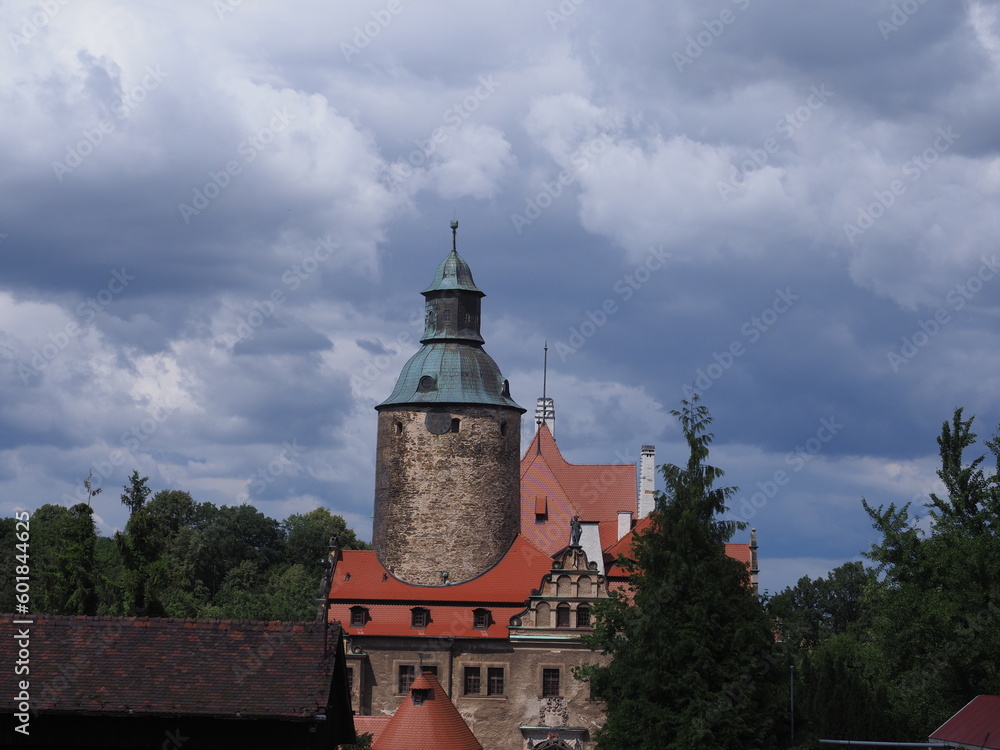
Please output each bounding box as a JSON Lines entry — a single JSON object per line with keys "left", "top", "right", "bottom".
{"left": 372, "top": 223, "right": 526, "bottom": 585}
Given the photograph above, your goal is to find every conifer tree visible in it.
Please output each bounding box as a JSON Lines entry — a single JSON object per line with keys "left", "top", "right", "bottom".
{"left": 578, "top": 398, "right": 782, "bottom": 749}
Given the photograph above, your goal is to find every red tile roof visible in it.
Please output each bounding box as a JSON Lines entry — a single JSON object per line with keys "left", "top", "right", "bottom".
{"left": 604, "top": 515, "right": 752, "bottom": 579}
{"left": 373, "top": 672, "right": 482, "bottom": 750}
{"left": 930, "top": 695, "right": 1000, "bottom": 749}
{"left": 329, "top": 537, "right": 552, "bottom": 638}
{"left": 1, "top": 617, "right": 342, "bottom": 720}
{"left": 521, "top": 424, "right": 638, "bottom": 554}
{"left": 355, "top": 715, "right": 392, "bottom": 745}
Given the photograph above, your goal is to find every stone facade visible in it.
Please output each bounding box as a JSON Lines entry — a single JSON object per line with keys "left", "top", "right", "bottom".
{"left": 342, "top": 548, "right": 612, "bottom": 750}
{"left": 373, "top": 402, "right": 522, "bottom": 585}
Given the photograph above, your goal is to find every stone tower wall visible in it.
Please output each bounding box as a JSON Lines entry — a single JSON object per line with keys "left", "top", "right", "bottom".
{"left": 373, "top": 404, "right": 522, "bottom": 585}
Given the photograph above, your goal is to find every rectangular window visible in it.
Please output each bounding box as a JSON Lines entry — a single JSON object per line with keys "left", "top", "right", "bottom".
{"left": 556, "top": 606, "right": 570, "bottom": 628}
{"left": 411, "top": 608, "right": 428, "bottom": 628}
{"left": 473, "top": 609, "right": 490, "bottom": 629}
{"left": 576, "top": 606, "right": 591, "bottom": 628}
{"left": 464, "top": 666, "right": 481, "bottom": 695}
{"left": 542, "top": 668, "right": 560, "bottom": 697}
{"left": 398, "top": 664, "right": 416, "bottom": 693}
{"left": 487, "top": 667, "right": 505, "bottom": 696}
{"left": 350, "top": 608, "right": 366, "bottom": 627}
{"left": 346, "top": 667, "right": 354, "bottom": 696}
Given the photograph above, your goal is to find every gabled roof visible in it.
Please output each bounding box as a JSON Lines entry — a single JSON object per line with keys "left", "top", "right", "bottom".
{"left": 930, "top": 695, "right": 1000, "bottom": 749}
{"left": 374, "top": 672, "right": 482, "bottom": 750}
{"left": 520, "top": 423, "right": 638, "bottom": 554}
{"left": 0, "top": 617, "right": 342, "bottom": 720}
{"left": 604, "top": 515, "right": 753, "bottom": 581}
{"left": 329, "top": 536, "right": 552, "bottom": 638}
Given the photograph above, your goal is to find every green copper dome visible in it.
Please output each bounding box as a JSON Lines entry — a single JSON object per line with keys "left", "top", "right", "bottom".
{"left": 377, "top": 342, "right": 523, "bottom": 410}
{"left": 378, "top": 228, "right": 524, "bottom": 413}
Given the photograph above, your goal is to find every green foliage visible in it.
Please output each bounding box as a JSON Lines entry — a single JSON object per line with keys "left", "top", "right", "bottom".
{"left": 767, "top": 561, "right": 874, "bottom": 649}
{"left": 578, "top": 399, "right": 783, "bottom": 750}
{"left": 20, "top": 472, "right": 367, "bottom": 622}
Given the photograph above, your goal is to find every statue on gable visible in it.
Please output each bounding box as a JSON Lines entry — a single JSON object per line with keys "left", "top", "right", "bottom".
{"left": 570, "top": 515, "right": 582, "bottom": 547}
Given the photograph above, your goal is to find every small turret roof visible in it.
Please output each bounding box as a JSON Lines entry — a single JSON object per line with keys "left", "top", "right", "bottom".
{"left": 422, "top": 249, "right": 484, "bottom": 296}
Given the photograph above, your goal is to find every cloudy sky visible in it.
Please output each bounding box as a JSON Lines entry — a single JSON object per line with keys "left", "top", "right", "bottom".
{"left": 3, "top": 0, "right": 999, "bottom": 594}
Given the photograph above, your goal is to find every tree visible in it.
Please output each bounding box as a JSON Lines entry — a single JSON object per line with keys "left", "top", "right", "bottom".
{"left": 283, "top": 507, "right": 369, "bottom": 569}
{"left": 862, "top": 408, "right": 1000, "bottom": 737}
{"left": 577, "top": 398, "right": 783, "bottom": 749}
{"left": 29, "top": 503, "right": 99, "bottom": 615}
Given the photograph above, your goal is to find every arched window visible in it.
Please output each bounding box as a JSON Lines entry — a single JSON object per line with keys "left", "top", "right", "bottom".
{"left": 576, "top": 604, "right": 591, "bottom": 628}
{"left": 577, "top": 576, "right": 593, "bottom": 597}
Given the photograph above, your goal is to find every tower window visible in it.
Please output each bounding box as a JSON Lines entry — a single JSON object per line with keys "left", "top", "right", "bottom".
{"left": 450, "top": 418, "right": 460, "bottom": 433}
{"left": 394, "top": 421, "right": 403, "bottom": 436}
{"left": 444, "top": 310, "right": 451, "bottom": 322}
{"left": 499, "top": 421, "right": 507, "bottom": 436}
{"left": 465, "top": 313, "right": 471, "bottom": 323}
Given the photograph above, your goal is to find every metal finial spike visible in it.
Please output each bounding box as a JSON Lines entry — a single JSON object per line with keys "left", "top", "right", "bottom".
{"left": 450, "top": 220, "right": 458, "bottom": 253}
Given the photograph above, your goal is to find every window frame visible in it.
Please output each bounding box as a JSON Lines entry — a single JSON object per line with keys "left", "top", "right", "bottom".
{"left": 472, "top": 608, "right": 491, "bottom": 629}
{"left": 487, "top": 666, "right": 505, "bottom": 696}
{"left": 541, "top": 667, "right": 561, "bottom": 698}
{"left": 349, "top": 606, "right": 368, "bottom": 627}
{"left": 411, "top": 607, "right": 430, "bottom": 629}
{"left": 555, "top": 603, "right": 571, "bottom": 628}
{"left": 463, "top": 666, "right": 481, "bottom": 696}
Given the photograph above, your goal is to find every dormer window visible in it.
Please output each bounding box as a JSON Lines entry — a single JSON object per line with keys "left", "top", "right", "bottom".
{"left": 411, "top": 607, "right": 430, "bottom": 628}
{"left": 350, "top": 606, "right": 368, "bottom": 627}
{"left": 473, "top": 608, "right": 491, "bottom": 629}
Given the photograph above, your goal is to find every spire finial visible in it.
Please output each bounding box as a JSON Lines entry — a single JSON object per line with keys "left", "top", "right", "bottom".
{"left": 542, "top": 341, "right": 548, "bottom": 402}
{"left": 450, "top": 220, "right": 458, "bottom": 253}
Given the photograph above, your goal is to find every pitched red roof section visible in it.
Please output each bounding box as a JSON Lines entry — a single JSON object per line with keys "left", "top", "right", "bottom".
{"left": 329, "top": 536, "right": 552, "bottom": 638}
{"left": 521, "top": 423, "right": 638, "bottom": 555}
{"left": 604, "top": 516, "right": 753, "bottom": 580}
{"left": 0, "top": 617, "right": 342, "bottom": 720}
{"left": 374, "top": 672, "right": 482, "bottom": 750}
{"left": 930, "top": 695, "right": 1000, "bottom": 749}
{"left": 355, "top": 715, "right": 392, "bottom": 745}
